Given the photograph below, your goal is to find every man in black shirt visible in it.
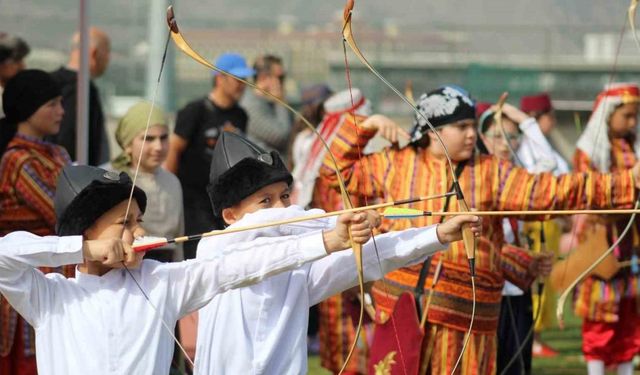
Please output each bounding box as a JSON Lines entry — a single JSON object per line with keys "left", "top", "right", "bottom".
{"left": 49, "top": 27, "right": 111, "bottom": 166}
{"left": 165, "top": 52, "right": 254, "bottom": 259}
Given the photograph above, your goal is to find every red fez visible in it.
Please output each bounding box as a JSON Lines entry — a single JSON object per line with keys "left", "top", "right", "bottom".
{"left": 475, "top": 102, "right": 492, "bottom": 118}
{"left": 520, "top": 93, "right": 552, "bottom": 113}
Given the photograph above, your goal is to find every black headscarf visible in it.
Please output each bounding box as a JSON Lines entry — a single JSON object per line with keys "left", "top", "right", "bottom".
{"left": 409, "top": 85, "right": 476, "bottom": 144}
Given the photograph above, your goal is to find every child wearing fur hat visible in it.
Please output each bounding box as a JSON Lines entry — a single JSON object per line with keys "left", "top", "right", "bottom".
{"left": 0, "top": 69, "right": 73, "bottom": 375}
{"left": 103, "top": 101, "right": 184, "bottom": 263}
{"left": 0, "top": 163, "right": 382, "bottom": 375}
{"left": 193, "top": 131, "right": 481, "bottom": 374}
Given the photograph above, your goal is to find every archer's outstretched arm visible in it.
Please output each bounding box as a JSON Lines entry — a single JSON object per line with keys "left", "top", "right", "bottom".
{"left": 492, "top": 156, "right": 636, "bottom": 215}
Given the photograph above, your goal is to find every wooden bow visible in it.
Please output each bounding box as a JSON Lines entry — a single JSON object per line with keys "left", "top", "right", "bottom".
{"left": 630, "top": 0, "right": 640, "bottom": 52}
{"left": 341, "top": 2, "right": 477, "bottom": 373}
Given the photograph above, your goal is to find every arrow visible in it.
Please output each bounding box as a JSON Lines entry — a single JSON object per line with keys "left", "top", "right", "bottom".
{"left": 133, "top": 192, "right": 455, "bottom": 252}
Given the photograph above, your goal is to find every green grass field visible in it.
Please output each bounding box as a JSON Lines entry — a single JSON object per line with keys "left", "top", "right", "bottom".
{"left": 307, "top": 308, "right": 640, "bottom": 374}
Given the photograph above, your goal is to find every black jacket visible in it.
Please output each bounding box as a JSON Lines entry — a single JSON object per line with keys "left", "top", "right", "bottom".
{"left": 49, "top": 67, "right": 107, "bottom": 165}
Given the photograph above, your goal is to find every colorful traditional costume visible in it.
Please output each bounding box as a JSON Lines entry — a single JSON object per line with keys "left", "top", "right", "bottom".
{"left": 0, "top": 164, "right": 344, "bottom": 375}
{"left": 572, "top": 84, "right": 640, "bottom": 369}
{"left": 319, "top": 86, "right": 636, "bottom": 374}
{"left": 519, "top": 93, "right": 568, "bottom": 357}
{"left": 478, "top": 105, "right": 562, "bottom": 374}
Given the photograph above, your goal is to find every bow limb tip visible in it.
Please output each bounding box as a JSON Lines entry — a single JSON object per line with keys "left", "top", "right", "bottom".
{"left": 343, "top": 0, "right": 355, "bottom": 22}
{"left": 166, "top": 5, "right": 179, "bottom": 33}
{"left": 556, "top": 290, "right": 570, "bottom": 330}
{"left": 496, "top": 92, "right": 509, "bottom": 107}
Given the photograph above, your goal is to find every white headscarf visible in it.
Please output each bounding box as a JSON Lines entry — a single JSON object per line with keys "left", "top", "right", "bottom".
{"left": 291, "top": 88, "right": 371, "bottom": 208}
{"left": 575, "top": 83, "right": 640, "bottom": 172}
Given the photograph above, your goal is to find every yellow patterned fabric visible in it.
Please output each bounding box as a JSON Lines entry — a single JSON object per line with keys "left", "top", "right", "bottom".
{"left": 523, "top": 220, "right": 563, "bottom": 331}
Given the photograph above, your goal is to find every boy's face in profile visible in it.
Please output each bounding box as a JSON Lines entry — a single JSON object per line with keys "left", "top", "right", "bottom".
{"left": 222, "top": 181, "right": 291, "bottom": 225}
{"left": 84, "top": 199, "right": 146, "bottom": 269}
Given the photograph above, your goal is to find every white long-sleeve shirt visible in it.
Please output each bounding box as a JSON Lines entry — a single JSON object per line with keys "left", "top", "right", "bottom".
{"left": 194, "top": 205, "right": 447, "bottom": 375}
{"left": 0, "top": 230, "right": 329, "bottom": 375}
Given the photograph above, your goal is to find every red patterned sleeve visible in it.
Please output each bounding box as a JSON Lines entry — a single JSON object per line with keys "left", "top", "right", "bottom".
{"left": 490, "top": 157, "right": 635, "bottom": 215}
{"left": 500, "top": 244, "right": 535, "bottom": 290}
{"left": 14, "top": 157, "right": 57, "bottom": 228}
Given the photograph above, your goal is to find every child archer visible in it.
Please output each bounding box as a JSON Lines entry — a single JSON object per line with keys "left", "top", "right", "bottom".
{"left": 0, "top": 164, "right": 381, "bottom": 375}
{"left": 193, "top": 131, "right": 481, "bottom": 374}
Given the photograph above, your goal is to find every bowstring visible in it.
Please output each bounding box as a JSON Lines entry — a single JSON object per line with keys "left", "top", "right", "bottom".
{"left": 341, "top": 39, "right": 409, "bottom": 375}
{"left": 168, "top": 7, "right": 375, "bottom": 373}
{"left": 118, "top": 28, "right": 195, "bottom": 370}
{"left": 341, "top": 5, "right": 477, "bottom": 374}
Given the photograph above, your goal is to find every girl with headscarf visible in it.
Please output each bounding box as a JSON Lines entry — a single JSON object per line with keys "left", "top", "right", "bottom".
{"left": 103, "top": 101, "right": 184, "bottom": 263}
{"left": 293, "top": 88, "right": 371, "bottom": 209}
{"left": 477, "top": 103, "right": 558, "bottom": 374}
{"left": 0, "top": 69, "right": 73, "bottom": 375}
{"left": 572, "top": 83, "right": 640, "bottom": 375}
{"left": 104, "top": 102, "right": 187, "bottom": 368}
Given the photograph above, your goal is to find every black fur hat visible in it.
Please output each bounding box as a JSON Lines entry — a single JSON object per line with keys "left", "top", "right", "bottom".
{"left": 207, "top": 132, "right": 292, "bottom": 221}
{"left": 54, "top": 165, "right": 147, "bottom": 236}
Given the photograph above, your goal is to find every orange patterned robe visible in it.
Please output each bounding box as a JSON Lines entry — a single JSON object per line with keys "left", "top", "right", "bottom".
{"left": 319, "top": 124, "right": 636, "bottom": 374}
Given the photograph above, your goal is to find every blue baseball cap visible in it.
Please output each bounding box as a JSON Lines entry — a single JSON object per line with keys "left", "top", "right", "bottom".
{"left": 213, "top": 53, "right": 255, "bottom": 78}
